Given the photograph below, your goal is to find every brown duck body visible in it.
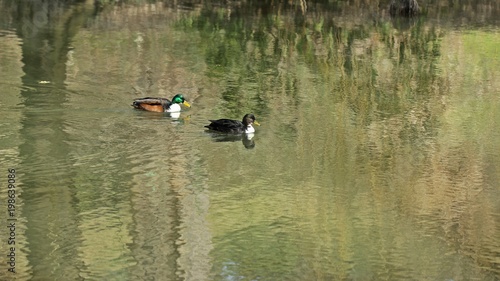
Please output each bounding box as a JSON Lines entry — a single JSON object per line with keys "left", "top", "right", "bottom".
{"left": 132, "top": 97, "right": 172, "bottom": 112}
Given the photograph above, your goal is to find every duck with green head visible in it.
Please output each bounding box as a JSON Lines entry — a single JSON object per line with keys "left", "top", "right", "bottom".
{"left": 132, "top": 94, "right": 191, "bottom": 113}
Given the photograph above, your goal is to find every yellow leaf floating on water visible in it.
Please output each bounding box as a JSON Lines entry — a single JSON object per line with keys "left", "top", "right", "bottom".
{"left": 38, "top": 81, "right": 51, "bottom": 84}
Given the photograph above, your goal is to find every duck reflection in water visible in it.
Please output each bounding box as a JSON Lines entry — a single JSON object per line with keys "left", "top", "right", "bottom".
{"left": 210, "top": 133, "right": 256, "bottom": 149}
{"left": 132, "top": 109, "right": 190, "bottom": 124}
{"left": 205, "top": 114, "right": 260, "bottom": 149}
{"left": 168, "top": 111, "right": 185, "bottom": 122}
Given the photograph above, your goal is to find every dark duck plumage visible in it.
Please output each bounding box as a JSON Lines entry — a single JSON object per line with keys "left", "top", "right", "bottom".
{"left": 205, "top": 114, "right": 260, "bottom": 134}
{"left": 132, "top": 94, "right": 190, "bottom": 112}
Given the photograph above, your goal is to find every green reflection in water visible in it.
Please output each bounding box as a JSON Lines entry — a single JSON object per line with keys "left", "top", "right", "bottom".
{"left": 0, "top": 1, "right": 499, "bottom": 280}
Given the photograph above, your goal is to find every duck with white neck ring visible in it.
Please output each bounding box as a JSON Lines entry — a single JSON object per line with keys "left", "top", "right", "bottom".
{"left": 204, "top": 113, "right": 260, "bottom": 134}
{"left": 132, "top": 94, "right": 191, "bottom": 113}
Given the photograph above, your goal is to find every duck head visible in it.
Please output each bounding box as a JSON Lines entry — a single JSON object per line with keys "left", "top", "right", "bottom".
{"left": 167, "top": 94, "right": 191, "bottom": 113}
{"left": 242, "top": 113, "right": 260, "bottom": 133}
{"left": 171, "top": 94, "right": 191, "bottom": 107}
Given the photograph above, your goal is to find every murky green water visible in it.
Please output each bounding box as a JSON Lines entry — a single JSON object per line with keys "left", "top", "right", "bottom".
{"left": 1, "top": 0, "right": 499, "bottom": 280}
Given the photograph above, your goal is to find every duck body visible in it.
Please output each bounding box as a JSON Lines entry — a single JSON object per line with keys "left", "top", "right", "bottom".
{"left": 205, "top": 113, "right": 260, "bottom": 134}
{"left": 132, "top": 94, "right": 190, "bottom": 113}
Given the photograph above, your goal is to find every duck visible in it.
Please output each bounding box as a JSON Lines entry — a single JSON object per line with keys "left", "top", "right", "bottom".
{"left": 205, "top": 113, "right": 260, "bottom": 134}
{"left": 132, "top": 94, "right": 190, "bottom": 113}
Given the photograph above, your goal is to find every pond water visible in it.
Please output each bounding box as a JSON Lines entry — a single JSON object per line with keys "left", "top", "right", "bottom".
{"left": 0, "top": 0, "right": 499, "bottom": 280}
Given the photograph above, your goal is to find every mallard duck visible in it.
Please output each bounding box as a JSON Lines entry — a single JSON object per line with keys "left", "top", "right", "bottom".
{"left": 205, "top": 113, "right": 260, "bottom": 134}
{"left": 132, "top": 94, "right": 190, "bottom": 113}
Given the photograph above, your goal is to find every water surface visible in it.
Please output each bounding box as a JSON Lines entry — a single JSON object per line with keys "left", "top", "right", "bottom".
{"left": 0, "top": 0, "right": 499, "bottom": 280}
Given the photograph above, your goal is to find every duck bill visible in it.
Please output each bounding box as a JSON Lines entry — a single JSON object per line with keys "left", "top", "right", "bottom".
{"left": 183, "top": 101, "right": 191, "bottom": 107}
{"left": 253, "top": 121, "right": 260, "bottom": 126}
